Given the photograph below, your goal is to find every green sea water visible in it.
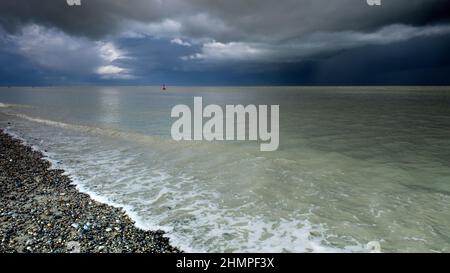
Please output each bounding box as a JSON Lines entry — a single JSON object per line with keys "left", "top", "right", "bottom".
{"left": 1, "top": 86, "right": 450, "bottom": 252}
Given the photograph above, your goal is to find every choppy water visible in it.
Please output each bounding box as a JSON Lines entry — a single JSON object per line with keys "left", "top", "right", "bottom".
{"left": 1, "top": 86, "right": 450, "bottom": 252}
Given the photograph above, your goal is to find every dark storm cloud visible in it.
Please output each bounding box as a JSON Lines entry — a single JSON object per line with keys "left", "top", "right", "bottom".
{"left": 1, "top": 0, "right": 450, "bottom": 41}
{"left": 1, "top": 0, "right": 450, "bottom": 85}
{"left": 188, "top": 0, "right": 450, "bottom": 42}
{"left": 313, "top": 34, "right": 450, "bottom": 85}
{"left": 0, "top": 0, "right": 169, "bottom": 38}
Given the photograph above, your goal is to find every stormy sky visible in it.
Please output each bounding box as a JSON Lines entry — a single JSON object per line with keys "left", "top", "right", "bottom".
{"left": 1, "top": 0, "right": 450, "bottom": 85}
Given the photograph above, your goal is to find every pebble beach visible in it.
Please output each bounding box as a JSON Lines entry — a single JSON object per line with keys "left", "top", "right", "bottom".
{"left": 0, "top": 128, "right": 180, "bottom": 253}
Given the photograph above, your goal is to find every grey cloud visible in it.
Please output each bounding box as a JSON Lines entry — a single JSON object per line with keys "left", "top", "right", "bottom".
{"left": 0, "top": 0, "right": 186, "bottom": 38}
{"left": 2, "top": 24, "right": 132, "bottom": 78}
{"left": 2, "top": 0, "right": 450, "bottom": 73}
{"left": 1, "top": 0, "right": 450, "bottom": 42}
{"left": 189, "top": 0, "right": 450, "bottom": 42}
{"left": 183, "top": 24, "right": 450, "bottom": 63}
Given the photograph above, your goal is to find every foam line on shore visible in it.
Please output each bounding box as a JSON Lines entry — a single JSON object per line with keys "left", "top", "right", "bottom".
{"left": 2, "top": 125, "right": 196, "bottom": 253}
{"left": 0, "top": 128, "right": 181, "bottom": 253}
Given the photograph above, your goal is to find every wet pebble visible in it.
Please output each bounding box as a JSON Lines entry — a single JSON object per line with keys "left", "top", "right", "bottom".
{"left": 0, "top": 129, "right": 180, "bottom": 253}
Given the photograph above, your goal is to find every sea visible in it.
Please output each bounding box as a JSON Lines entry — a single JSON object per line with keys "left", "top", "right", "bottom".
{"left": 1, "top": 86, "right": 450, "bottom": 253}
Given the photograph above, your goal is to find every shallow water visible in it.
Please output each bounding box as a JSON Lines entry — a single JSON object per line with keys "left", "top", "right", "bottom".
{"left": 1, "top": 86, "right": 450, "bottom": 252}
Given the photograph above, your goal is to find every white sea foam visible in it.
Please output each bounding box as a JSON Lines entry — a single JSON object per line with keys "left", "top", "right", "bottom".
{"left": 4, "top": 112, "right": 181, "bottom": 147}
{"left": 2, "top": 110, "right": 369, "bottom": 253}
{"left": 3, "top": 124, "right": 199, "bottom": 252}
